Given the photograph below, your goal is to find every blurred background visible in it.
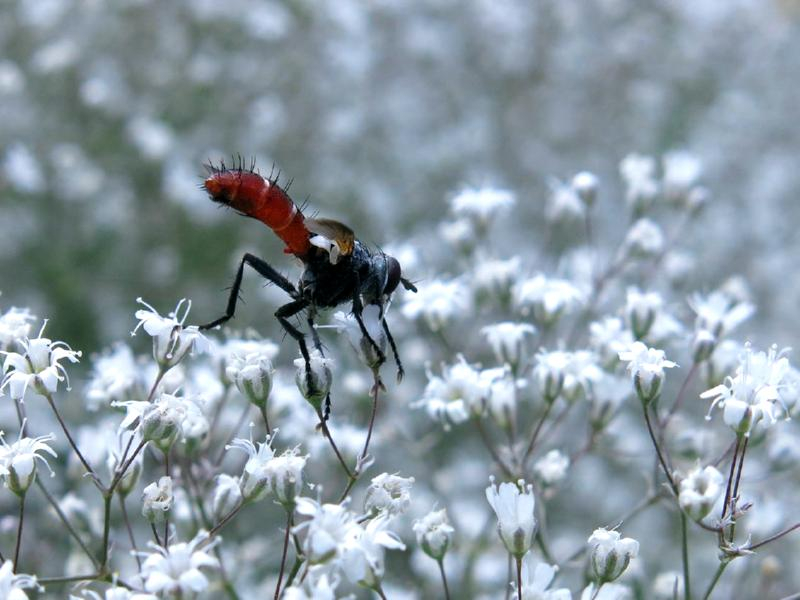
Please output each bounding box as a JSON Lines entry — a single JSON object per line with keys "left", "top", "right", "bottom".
{"left": 2, "top": 0, "right": 800, "bottom": 352}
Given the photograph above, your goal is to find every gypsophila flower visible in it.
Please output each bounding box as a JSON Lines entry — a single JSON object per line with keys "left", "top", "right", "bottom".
{"left": 213, "top": 337, "right": 279, "bottom": 384}
{"left": 77, "top": 587, "right": 157, "bottom": 600}
{"left": 85, "top": 343, "right": 140, "bottom": 410}
{"left": 0, "top": 560, "right": 39, "bottom": 599}
{"left": 485, "top": 477, "right": 537, "bottom": 558}
{"left": 534, "top": 350, "right": 570, "bottom": 403}
{"left": 211, "top": 474, "right": 242, "bottom": 522}
{"left": 265, "top": 445, "right": 307, "bottom": 509}
{"left": 562, "top": 351, "right": 603, "bottom": 402}
{"left": 620, "top": 153, "right": 658, "bottom": 212}
{"left": 622, "top": 218, "right": 663, "bottom": 258}
{"left": 589, "top": 374, "right": 631, "bottom": 428}
{"left": 294, "top": 350, "right": 333, "bottom": 410}
{"left": 331, "top": 304, "right": 386, "bottom": 369}
{"left": 402, "top": 278, "right": 471, "bottom": 332}
{"left": 119, "top": 392, "right": 204, "bottom": 450}
{"left": 340, "top": 515, "right": 405, "bottom": 590}
{"left": 0, "top": 431, "right": 57, "bottom": 496}
{"left": 0, "top": 306, "right": 35, "bottom": 351}
{"left": 486, "top": 369, "right": 518, "bottom": 429}
{"left": 533, "top": 450, "right": 570, "bottom": 487}
{"left": 414, "top": 356, "right": 489, "bottom": 428}
{"left": 624, "top": 288, "right": 662, "bottom": 340}
{"left": 587, "top": 528, "right": 639, "bottom": 584}
{"left": 572, "top": 171, "right": 599, "bottom": 207}
{"left": 589, "top": 317, "right": 634, "bottom": 368}
{"left": 226, "top": 432, "right": 276, "bottom": 502}
{"left": 546, "top": 180, "right": 585, "bottom": 223}
{"left": 131, "top": 298, "right": 209, "bottom": 370}
{"left": 678, "top": 464, "right": 724, "bottom": 522}
{"left": 294, "top": 497, "right": 356, "bottom": 565}
{"left": 364, "top": 473, "right": 415, "bottom": 517}
{"left": 282, "top": 571, "right": 341, "bottom": 600}
{"left": 514, "top": 275, "right": 585, "bottom": 325}
{"left": 692, "top": 329, "right": 716, "bottom": 363}
{"left": 618, "top": 342, "right": 677, "bottom": 405}
{"left": 140, "top": 531, "right": 218, "bottom": 599}
{"left": 225, "top": 350, "right": 274, "bottom": 410}
{"left": 450, "top": 186, "right": 515, "bottom": 229}
{"left": 482, "top": 322, "right": 536, "bottom": 369}
{"left": 652, "top": 571, "right": 684, "bottom": 600}
{"left": 688, "top": 291, "right": 755, "bottom": 337}
{"left": 580, "top": 582, "right": 632, "bottom": 600}
{"left": 472, "top": 256, "right": 522, "bottom": 302}
{"left": 413, "top": 507, "right": 454, "bottom": 561}
{"left": 518, "top": 553, "right": 571, "bottom": 600}
{"left": 142, "top": 476, "right": 173, "bottom": 523}
{"left": 701, "top": 343, "right": 793, "bottom": 435}
{"left": 662, "top": 151, "right": 702, "bottom": 202}
{"left": 439, "top": 218, "right": 476, "bottom": 253}
{"left": 1, "top": 321, "right": 81, "bottom": 401}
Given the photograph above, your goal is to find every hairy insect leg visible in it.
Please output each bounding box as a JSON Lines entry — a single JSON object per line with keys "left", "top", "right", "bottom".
{"left": 382, "top": 319, "right": 405, "bottom": 383}
{"left": 275, "top": 298, "right": 316, "bottom": 393}
{"left": 351, "top": 278, "right": 386, "bottom": 367}
{"left": 200, "top": 253, "right": 297, "bottom": 330}
{"left": 306, "top": 308, "right": 325, "bottom": 357}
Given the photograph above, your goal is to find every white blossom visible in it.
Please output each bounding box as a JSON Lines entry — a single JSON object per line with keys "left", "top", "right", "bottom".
{"left": 514, "top": 275, "right": 584, "bottom": 325}
{"left": 266, "top": 445, "right": 307, "bottom": 509}
{"left": 294, "top": 351, "right": 333, "bottom": 409}
{"left": 225, "top": 350, "right": 274, "bottom": 409}
{"left": 413, "top": 508, "right": 454, "bottom": 560}
{"left": 589, "top": 317, "right": 634, "bottom": 368}
{"left": 472, "top": 256, "right": 522, "bottom": 300}
{"left": 211, "top": 474, "right": 242, "bottom": 522}
{"left": 533, "top": 450, "right": 570, "bottom": 486}
{"left": 0, "top": 307, "right": 35, "bottom": 351}
{"left": 518, "top": 554, "right": 571, "bottom": 600}
{"left": 0, "top": 560, "right": 39, "bottom": 600}
{"left": 402, "top": 278, "right": 470, "bottom": 332}
{"left": 330, "top": 304, "right": 386, "bottom": 369}
{"left": 131, "top": 298, "right": 209, "bottom": 370}
{"left": 86, "top": 343, "right": 140, "bottom": 410}
{"left": 624, "top": 288, "right": 662, "bottom": 340}
{"left": 226, "top": 433, "right": 276, "bottom": 502}
{"left": 482, "top": 322, "right": 536, "bottom": 369}
{"left": 618, "top": 342, "right": 677, "bottom": 404}
{"left": 485, "top": 477, "right": 537, "bottom": 558}
{"left": 294, "top": 498, "right": 356, "bottom": 565}
{"left": 678, "top": 464, "right": 724, "bottom": 521}
{"left": 0, "top": 431, "right": 57, "bottom": 496}
{"left": 688, "top": 291, "right": 755, "bottom": 337}
{"left": 587, "top": 528, "right": 639, "bottom": 583}
{"left": 546, "top": 180, "right": 585, "bottom": 223}
{"left": 340, "top": 516, "right": 405, "bottom": 590}
{"left": 533, "top": 350, "right": 570, "bottom": 402}
{"left": 364, "top": 473, "right": 415, "bottom": 517}
{"left": 414, "top": 356, "right": 489, "bottom": 428}
{"left": 620, "top": 153, "right": 658, "bottom": 212}
{"left": 450, "top": 186, "right": 515, "bottom": 227}
{"left": 142, "top": 476, "right": 173, "bottom": 523}
{"left": 140, "top": 532, "right": 219, "bottom": 599}
{"left": 622, "top": 218, "right": 663, "bottom": 258}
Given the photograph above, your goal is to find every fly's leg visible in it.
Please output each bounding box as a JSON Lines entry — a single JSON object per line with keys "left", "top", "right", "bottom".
{"left": 200, "top": 253, "right": 297, "bottom": 330}
{"left": 382, "top": 319, "right": 405, "bottom": 383}
{"left": 306, "top": 308, "right": 333, "bottom": 421}
{"left": 275, "top": 298, "right": 315, "bottom": 394}
{"left": 351, "top": 277, "right": 386, "bottom": 367}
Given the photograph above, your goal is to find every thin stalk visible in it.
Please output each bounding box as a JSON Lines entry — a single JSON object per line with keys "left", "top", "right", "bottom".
{"left": 338, "top": 375, "right": 381, "bottom": 502}
{"left": 164, "top": 449, "right": 171, "bottom": 550}
{"left": 437, "top": 558, "right": 452, "bottom": 600}
{"left": 522, "top": 401, "right": 554, "bottom": 465}
{"left": 259, "top": 404, "right": 272, "bottom": 437}
{"left": 662, "top": 362, "right": 698, "bottom": 428}
{"left": 750, "top": 522, "right": 800, "bottom": 551}
{"left": 214, "top": 403, "right": 253, "bottom": 467}
{"left": 119, "top": 494, "right": 142, "bottom": 570}
{"left": 375, "top": 586, "right": 388, "bottom": 600}
{"left": 108, "top": 438, "right": 148, "bottom": 496}
{"left": 642, "top": 403, "right": 678, "bottom": 494}
{"left": 680, "top": 511, "right": 691, "bottom": 600}
{"left": 273, "top": 512, "right": 293, "bottom": 599}
{"left": 727, "top": 436, "right": 749, "bottom": 543}
{"left": 36, "top": 479, "right": 99, "bottom": 569}
{"left": 13, "top": 493, "right": 25, "bottom": 571}
{"left": 515, "top": 555, "right": 523, "bottom": 600}
{"left": 206, "top": 501, "right": 245, "bottom": 540}
{"left": 702, "top": 561, "right": 729, "bottom": 600}
{"left": 151, "top": 523, "right": 162, "bottom": 547}
{"left": 100, "top": 493, "right": 113, "bottom": 569}
{"left": 590, "top": 582, "right": 603, "bottom": 600}
{"left": 45, "top": 393, "right": 101, "bottom": 487}
{"left": 474, "top": 416, "right": 515, "bottom": 478}
{"left": 721, "top": 437, "right": 742, "bottom": 521}
{"left": 316, "top": 409, "right": 353, "bottom": 479}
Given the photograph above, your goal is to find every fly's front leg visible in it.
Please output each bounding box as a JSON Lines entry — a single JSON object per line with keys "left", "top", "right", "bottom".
{"left": 275, "top": 299, "right": 315, "bottom": 393}
{"left": 200, "top": 253, "right": 297, "bottom": 330}
{"left": 307, "top": 307, "right": 325, "bottom": 356}
{"left": 351, "top": 279, "right": 386, "bottom": 367}
{"left": 382, "top": 319, "right": 405, "bottom": 383}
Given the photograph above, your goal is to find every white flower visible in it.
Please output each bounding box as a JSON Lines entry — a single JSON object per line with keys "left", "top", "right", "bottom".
{"left": 472, "top": 256, "right": 522, "bottom": 300}
{"left": 679, "top": 464, "right": 724, "bottom": 522}
{"left": 546, "top": 180, "right": 585, "bottom": 223}
{"left": 0, "top": 431, "right": 57, "bottom": 496}
{"left": 402, "top": 278, "right": 471, "bottom": 332}
{"left": 331, "top": 305, "right": 386, "bottom": 369}
{"left": 518, "top": 554, "right": 571, "bottom": 600}
{"left": 413, "top": 507, "right": 454, "bottom": 560}
{"left": 572, "top": 171, "right": 599, "bottom": 207}
{"left": 1, "top": 322, "right": 81, "bottom": 400}
{"left": 439, "top": 218, "right": 476, "bottom": 252}
{"left": 131, "top": 298, "right": 209, "bottom": 370}
{"left": 86, "top": 343, "right": 140, "bottom": 410}
{"left": 589, "top": 317, "right": 634, "bottom": 368}
{"left": 282, "top": 571, "right": 340, "bottom": 600}
{"left": 340, "top": 516, "right": 405, "bottom": 590}
{"left": 123, "top": 392, "right": 205, "bottom": 449}
{"left": 211, "top": 474, "right": 242, "bottom": 522}
{"left": 0, "top": 307, "right": 35, "bottom": 351}
{"left": 688, "top": 291, "right": 755, "bottom": 337}
{"left": 226, "top": 433, "right": 275, "bottom": 502}
{"left": 142, "top": 476, "right": 173, "bottom": 523}
{"left": 701, "top": 344, "right": 792, "bottom": 435}
{"left": 0, "top": 560, "right": 39, "bottom": 600}
{"left": 589, "top": 374, "right": 632, "bottom": 428}
{"left": 294, "top": 497, "right": 356, "bottom": 564}
{"left": 78, "top": 586, "right": 157, "bottom": 600}
{"left": 486, "top": 369, "right": 519, "bottom": 429}
{"left": 364, "top": 473, "right": 415, "bottom": 517}
{"left": 533, "top": 350, "right": 570, "bottom": 402}
{"left": 414, "top": 356, "right": 490, "bottom": 428}
{"left": 485, "top": 477, "right": 537, "bottom": 558}
{"left": 450, "top": 186, "right": 515, "bottom": 227}
{"left": 624, "top": 288, "right": 662, "bottom": 340}
{"left": 266, "top": 445, "right": 307, "bottom": 509}
{"left": 580, "top": 582, "right": 632, "bottom": 600}
{"left": 652, "top": 571, "right": 684, "bottom": 600}
{"left": 514, "top": 275, "right": 585, "bottom": 325}
{"left": 140, "top": 531, "right": 219, "bottom": 599}
{"left": 482, "top": 322, "right": 536, "bottom": 369}
{"left": 562, "top": 351, "right": 602, "bottom": 402}
{"left": 587, "top": 528, "right": 639, "bottom": 583}
{"left": 533, "top": 450, "right": 570, "bottom": 486}
{"left": 618, "top": 342, "right": 677, "bottom": 404}
{"left": 662, "top": 151, "right": 702, "bottom": 202}
{"left": 213, "top": 337, "right": 279, "bottom": 384}
{"left": 225, "top": 351, "right": 274, "bottom": 409}
{"left": 294, "top": 350, "right": 333, "bottom": 408}
{"left": 622, "top": 218, "right": 663, "bottom": 258}
{"left": 620, "top": 153, "right": 658, "bottom": 212}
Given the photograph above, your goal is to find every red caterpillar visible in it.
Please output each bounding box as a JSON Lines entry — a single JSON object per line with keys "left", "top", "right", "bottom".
{"left": 204, "top": 160, "right": 312, "bottom": 258}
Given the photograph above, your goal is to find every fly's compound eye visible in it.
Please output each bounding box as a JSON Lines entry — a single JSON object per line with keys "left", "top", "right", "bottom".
{"left": 384, "top": 256, "right": 402, "bottom": 296}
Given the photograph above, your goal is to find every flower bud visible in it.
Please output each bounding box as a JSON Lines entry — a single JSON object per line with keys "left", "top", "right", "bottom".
{"left": 364, "top": 473, "right": 415, "bottom": 517}
{"left": 485, "top": 477, "right": 537, "bottom": 558}
{"left": 226, "top": 353, "right": 274, "bottom": 410}
{"left": 294, "top": 352, "right": 333, "bottom": 410}
{"left": 267, "top": 449, "right": 307, "bottom": 509}
{"left": 587, "top": 528, "right": 639, "bottom": 584}
{"left": 142, "top": 476, "right": 173, "bottom": 523}
{"left": 692, "top": 329, "right": 716, "bottom": 363}
{"left": 0, "top": 433, "right": 57, "bottom": 497}
{"left": 413, "top": 508, "right": 454, "bottom": 561}
{"left": 534, "top": 351, "right": 569, "bottom": 404}
{"left": 623, "top": 218, "right": 664, "bottom": 259}
{"left": 212, "top": 474, "right": 243, "bottom": 522}
{"left": 572, "top": 171, "right": 599, "bottom": 207}
{"left": 141, "top": 403, "right": 182, "bottom": 449}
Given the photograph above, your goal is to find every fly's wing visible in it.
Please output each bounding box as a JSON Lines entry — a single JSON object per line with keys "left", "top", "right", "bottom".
{"left": 305, "top": 218, "right": 356, "bottom": 263}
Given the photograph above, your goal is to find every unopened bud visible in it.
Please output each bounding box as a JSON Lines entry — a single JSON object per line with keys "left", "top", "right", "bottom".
{"left": 141, "top": 476, "right": 173, "bottom": 523}
{"left": 227, "top": 353, "right": 274, "bottom": 410}
{"left": 572, "top": 171, "right": 599, "bottom": 207}
{"left": 212, "top": 474, "right": 242, "bottom": 522}
{"left": 588, "top": 528, "right": 639, "bottom": 584}
{"left": 692, "top": 330, "right": 716, "bottom": 363}
{"left": 294, "top": 353, "right": 333, "bottom": 410}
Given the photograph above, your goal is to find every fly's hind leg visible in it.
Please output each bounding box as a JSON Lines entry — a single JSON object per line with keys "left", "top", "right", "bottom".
{"left": 351, "top": 277, "right": 386, "bottom": 368}
{"left": 275, "top": 299, "right": 313, "bottom": 390}
{"left": 382, "top": 318, "right": 405, "bottom": 383}
{"left": 306, "top": 308, "right": 333, "bottom": 421}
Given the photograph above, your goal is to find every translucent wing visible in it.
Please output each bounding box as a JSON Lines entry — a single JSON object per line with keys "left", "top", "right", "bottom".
{"left": 306, "top": 218, "right": 356, "bottom": 261}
